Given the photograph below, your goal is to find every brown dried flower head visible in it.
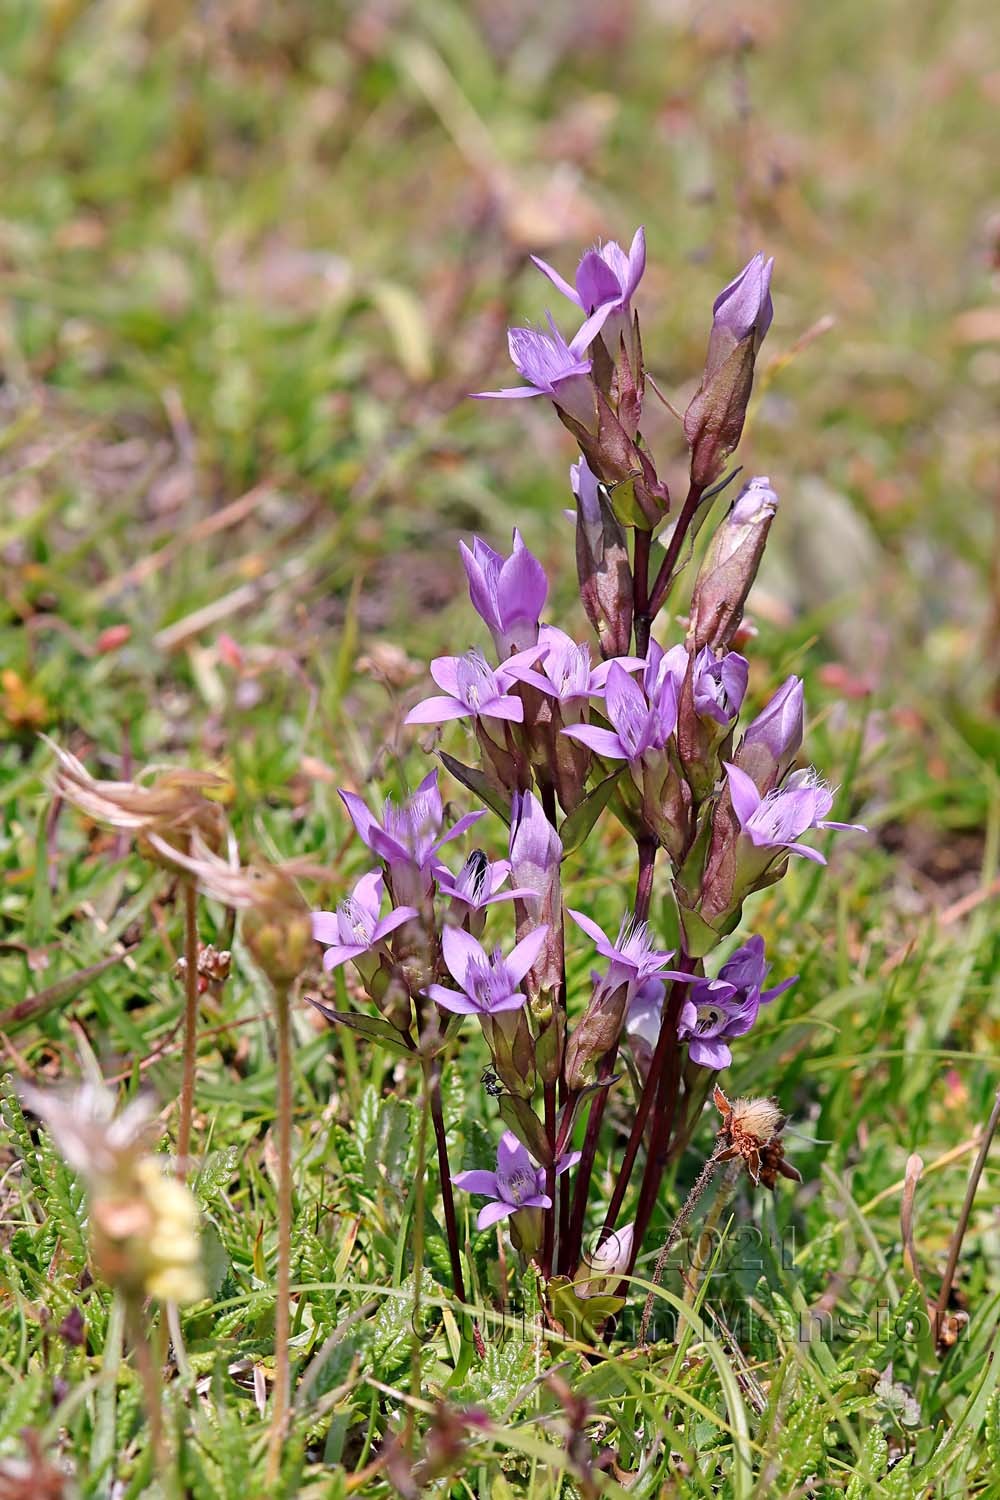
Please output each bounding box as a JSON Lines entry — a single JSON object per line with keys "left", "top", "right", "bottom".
{"left": 46, "top": 737, "right": 229, "bottom": 868}
{"left": 713, "top": 1086, "right": 801, "bottom": 1188}
{"left": 153, "top": 834, "right": 319, "bottom": 985}
{"left": 22, "top": 1081, "right": 204, "bottom": 1305}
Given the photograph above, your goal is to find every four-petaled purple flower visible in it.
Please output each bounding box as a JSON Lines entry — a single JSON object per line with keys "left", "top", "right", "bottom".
{"left": 692, "top": 647, "right": 749, "bottom": 726}
{"left": 406, "top": 648, "right": 535, "bottom": 727}
{"left": 427, "top": 924, "right": 549, "bottom": 1016}
{"left": 725, "top": 763, "right": 864, "bottom": 866}
{"left": 677, "top": 934, "right": 797, "bottom": 1069}
{"left": 504, "top": 626, "right": 643, "bottom": 716}
{"left": 568, "top": 908, "right": 688, "bottom": 992}
{"left": 312, "top": 871, "right": 417, "bottom": 972}
{"left": 531, "top": 227, "right": 646, "bottom": 354}
{"left": 474, "top": 316, "right": 595, "bottom": 429}
{"left": 562, "top": 660, "right": 677, "bottom": 763}
{"left": 433, "top": 850, "right": 536, "bottom": 915}
{"left": 340, "top": 770, "right": 484, "bottom": 903}
{"left": 460, "top": 531, "right": 548, "bottom": 658}
{"left": 454, "top": 1130, "right": 581, "bottom": 1230}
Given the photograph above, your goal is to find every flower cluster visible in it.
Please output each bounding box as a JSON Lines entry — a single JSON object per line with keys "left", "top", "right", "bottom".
{"left": 310, "top": 229, "right": 865, "bottom": 1306}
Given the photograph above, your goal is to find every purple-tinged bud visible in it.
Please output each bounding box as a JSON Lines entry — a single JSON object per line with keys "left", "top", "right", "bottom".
{"left": 711, "top": 254, "right": 774, "bottom": 350}
{"left": 676, "top": 647, "right": 749, "bottom": 801}
{"left": 684, "top": 254, "right": 774, "bottom": 488}
{"left": 571, "top": 457, "right": 633, "bottom": 659}
{"left": 459, "top": 531, "right": 548, "bottom": 659}
{"left": 736, "top": 676, "right": 804, "bottom": 792}
{"left": 564, "top": 975, "right": 631, "bottom": 1091}
{"left": 509, "top": 791, "right": 563, "bottom": 1000}
{"left": 686, "top": 477, "right": 777, "bottom": 652}
{"left": 482, "top": 1011, "right": 536, "bottom": 1099}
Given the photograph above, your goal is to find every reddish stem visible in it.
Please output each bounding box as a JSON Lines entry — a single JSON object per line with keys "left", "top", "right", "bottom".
{"left": 633, "top": 528, "right": 653, "bottom": 657}
{"left": 647, "top": 481, "right": 705, "bottom": 620}
{"left": 560, "top": 838, "right": 658, "bottom": 1274}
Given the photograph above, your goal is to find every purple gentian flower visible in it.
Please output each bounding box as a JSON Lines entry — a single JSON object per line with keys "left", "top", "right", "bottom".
{"left": 692, "top": 647, "right": 749, "bottom": 726}
{"left": 405, "top": 647, "right": 538, "bottom": 727}
{"left": 531, "top": 227, "right": 646, "bottom": 354}
{"left": 340, "top": 770, "right": 484, "bottom": 902}
{"left": 504, "top": 626, "right": 643, "bottom": 716}
{"left": 713, "top": 253, "right": 774, "bottom": 348}
{"left": 724, "top": 762, "right": 865, "bottom": 866}
{"left": 561, "top": 660, "right": 677, "bottom": 763}
{"left": 677, "top": 935, "right": 796, "bottom": 1070}
{"left": 568, "top": 909, "right": 688, "bottom": 991}
{"left": 677, "top": 984, "right": 758, "bottom": 1070}
{"left": 311, "top": 871, "right": 417, "bottom": 972}
{"left": 454, "top": 1130, "right": 581, "bottom": 1230}
{"left": 459, "top": 531, "right": 548, "bottom": 658}
{"left": 433, "top": 850, "right": 536, "bottom": 914}
{"left": 713, "top": 934, "right": 797, "bottom": 1006}
{"left": 426, "top": 924, "right": 549, "bottom": 1016}
{"left": 473, "top": 315, "right": 595, "bottom": 428}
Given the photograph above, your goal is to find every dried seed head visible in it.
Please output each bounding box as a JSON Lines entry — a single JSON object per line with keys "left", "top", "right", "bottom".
{"left": 153, "top": 835, "right": 317, "bottom": 986}
{"left": 46, "top": 738, "right": 229, "bottom": 867}
{"left": 713, "top": 1086, "right": 796, "bottom": 1188}
{"left": 22, "top": 1082, "right": 204, "bottom": 1305}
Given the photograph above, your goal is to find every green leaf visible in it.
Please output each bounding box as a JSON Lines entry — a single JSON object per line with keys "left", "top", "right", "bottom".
{"left": 497, "top": 1094, "right": 551, "bottom": 1165}
{"left": 559, "top": 771, "right": 621, "bottom": 857}
{"left": 308, "top": 1000, "right": 413, "bottom": 1056}
{"left": 438, "top": 752, "right": 510, "bottom": 824}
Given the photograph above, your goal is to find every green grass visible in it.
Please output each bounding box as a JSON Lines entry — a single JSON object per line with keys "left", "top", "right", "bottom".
{"left": 1, "top": 1, "right": 999, "bottom": 1495}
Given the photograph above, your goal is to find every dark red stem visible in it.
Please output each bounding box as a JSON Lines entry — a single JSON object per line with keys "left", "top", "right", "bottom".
{"left": 647, "top": 481, "right": 705, "bottom": 620}
{"left": 633, "top": 527, "right": 653, "bottom": 657}
{"left": 428, "top": 1059, "right": 466, "bottom": 1304}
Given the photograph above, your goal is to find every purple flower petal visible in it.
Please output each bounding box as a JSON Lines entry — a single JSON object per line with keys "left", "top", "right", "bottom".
{"left": 405, "top": 697, "right": 470, "bottom": 726}
{"left": 530, "top": 254, "right": 583, "bottom": 307}
{"left": 476, "top": 1200, "right": 515, "bottom": 1229}
{"left": 322, "top": 944, "right": 368, "bottom": 971}
{"left": 505, "top": 926, "right": 550, "bottom": 984}
{"left": 688, "top": 1038, "right": 733, "bottom": 1070}
{"left": 429, "top": 808, "right": 486, "bottom": 855}
{"left": 561, "top": 724, "right": 627, "bottom": 759}
{"left": 453, "top": 1170, "right": 500, "bottom": 1197}
{"left": 481, "top": 695, "right": 524, "bottom": 723}
{"left": 724, "top": 762, "right": 762, "bottom": 828}
{"left": 426, "top": 984, "right": 480, "bottom": 1014}
{"left": 371, "top": 906, "right": 418, "bottom": 942}
{"left": 575, "top": 250, "right": 624, "bottom": 313}
{"left": 567, "top": 908, "right": 616, "bottom": 959}
{"left": 441, "top": 924, "right": 486, "bottom": 989}
{"left": 429, "top": 656, "right": 463, "bottom": 696}
{"left": 339, "top": 789, "right": 377, "bottom": 849}
{"left": 311, "top": 911, "right": 342, "bottom": 945}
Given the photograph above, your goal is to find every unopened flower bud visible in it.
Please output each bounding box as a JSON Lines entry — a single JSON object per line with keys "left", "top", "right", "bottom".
{"left": 574, "top": 1222, "right": 634, "bottom": 1298}
{"left": 736, "top": 675, "right": 804, "bottom": 792}
{"left": 564, "top": 978, "right": 630, "bottom": 1091}
{"left": 686, "top": 477, "right": 777, "bottom": 652}
{"left": 243, "top": 876, "right": 313, "bottom": 987}
{"left": 571, "top": 458, "right": 634, "bottom": 658}
{"left": 509, "top": 791, "right": 562, "bottom": 999}
{"left": 684, "top": 254, "right": 774, "bottom": 488}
